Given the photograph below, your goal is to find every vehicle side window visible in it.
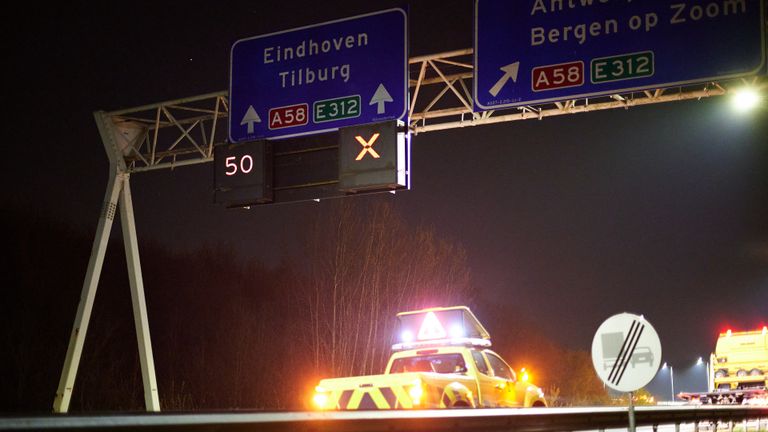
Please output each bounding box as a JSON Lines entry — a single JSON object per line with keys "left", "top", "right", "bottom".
{"left": 471, "top": 350, "right": 489, "bottom": 375}
{"left": 486, "top": 352, "right": 514, "bottom": 381}
{"left": 389, "top": 353, "right": 467, "bottom": 374}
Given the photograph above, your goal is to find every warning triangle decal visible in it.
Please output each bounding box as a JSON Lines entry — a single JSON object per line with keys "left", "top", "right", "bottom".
{"left": 417, "top": 311, "right": 447, "bottom": 340}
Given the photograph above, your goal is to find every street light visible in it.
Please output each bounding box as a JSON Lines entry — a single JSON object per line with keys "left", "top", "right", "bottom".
{"left": 696, "top": 357, "right": 710, "bottom": 392}
{"left": 731, "top": 87, "right": 761, "bottom": 112}
{"left": 662, "top": 362, "right": 675, "bottom": 401}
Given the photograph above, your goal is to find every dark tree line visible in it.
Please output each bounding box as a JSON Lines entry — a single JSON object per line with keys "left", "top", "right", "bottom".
{"left": 1, "top": 199, "right": 607, "bottom": 412}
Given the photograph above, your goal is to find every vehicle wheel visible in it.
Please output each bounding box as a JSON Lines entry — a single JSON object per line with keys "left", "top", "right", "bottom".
{"left": 452, "top": 401, "right": 470, "bottom": 408}
{"left": 532, "top": 401, "right": 546, "bottom": 407}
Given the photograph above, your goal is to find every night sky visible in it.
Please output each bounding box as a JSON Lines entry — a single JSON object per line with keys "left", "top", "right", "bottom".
{"left": 8, "top": 0, "right": 767, "bottom": 398}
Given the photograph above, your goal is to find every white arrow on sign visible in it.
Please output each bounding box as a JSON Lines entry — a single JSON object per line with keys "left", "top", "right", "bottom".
{"left": 369, "top": 84, "right": 393, "bottom": 114}
{"left": 488, "top": 62, "right": 520, "bottom": 97}
{"left": 240, "top": 105, "right": 261, "bottom": 134}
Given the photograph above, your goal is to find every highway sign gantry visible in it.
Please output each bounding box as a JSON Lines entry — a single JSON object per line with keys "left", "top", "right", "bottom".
{"left": 474, "top": 0, "right": 766, "bottom": 110}
{"left": 229, "top": 8, "right": 408, "bottom": 142}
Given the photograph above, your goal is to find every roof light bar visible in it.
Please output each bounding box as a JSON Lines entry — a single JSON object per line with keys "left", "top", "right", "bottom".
{"left": 392, "top": 337, "right": 492, "bottom": 351}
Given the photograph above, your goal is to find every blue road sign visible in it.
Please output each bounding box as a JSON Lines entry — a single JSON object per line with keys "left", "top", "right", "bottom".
{"left": 474, "top": 0, "right": 766, "bottom": 111}
{"left": 229, "top": 8, "right": 407, "bottom": 142}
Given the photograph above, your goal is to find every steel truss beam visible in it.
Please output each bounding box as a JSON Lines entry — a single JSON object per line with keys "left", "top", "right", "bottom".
{"left": 102, "top": 49, "right": 764, "bottom": 174}
{"left": 56, "top": 48, "right": 763, "bottom": 413}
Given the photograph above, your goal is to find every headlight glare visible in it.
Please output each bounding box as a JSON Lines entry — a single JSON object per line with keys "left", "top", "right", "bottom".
{"left": 409, "top": 379, "right": 424, "bottom": 405}
{"left": 313, "top": 386, "right": 329, "bottom": 409}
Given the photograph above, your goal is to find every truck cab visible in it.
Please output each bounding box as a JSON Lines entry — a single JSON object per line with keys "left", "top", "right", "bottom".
{"left": 680, "top": 327, "right": 767, "bottom": 405}
{"left": 711, "top": 328, "right": 768, "bottom": 391}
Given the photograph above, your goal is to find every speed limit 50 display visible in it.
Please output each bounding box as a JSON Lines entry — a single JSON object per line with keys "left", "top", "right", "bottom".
{"left": 214, "top": 140, "right": 273, "bottom": 206}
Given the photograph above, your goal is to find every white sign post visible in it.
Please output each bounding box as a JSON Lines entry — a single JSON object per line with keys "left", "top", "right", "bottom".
{"left": 592, "top": 313, "right": 662, "bottom": 432}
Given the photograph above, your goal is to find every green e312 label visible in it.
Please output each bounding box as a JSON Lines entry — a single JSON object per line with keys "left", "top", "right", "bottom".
{"left": 591, "top": 51, "right": 654, "bottom": 84}
{"left": 313, "top": 95, "right": 361, "bottom": 123}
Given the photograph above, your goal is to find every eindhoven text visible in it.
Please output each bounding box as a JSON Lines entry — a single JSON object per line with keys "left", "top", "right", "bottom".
{"left": 263, "top": 32, "right": 369, "bottom": 88}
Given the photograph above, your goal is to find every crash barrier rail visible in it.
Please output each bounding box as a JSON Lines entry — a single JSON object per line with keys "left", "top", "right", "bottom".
{"left": 2, "top": 405, "right": 767, "bottom": 432}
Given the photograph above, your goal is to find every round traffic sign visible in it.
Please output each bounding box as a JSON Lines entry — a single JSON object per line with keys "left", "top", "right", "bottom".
{"left": 591, "top": 313, "right": 662, "bottom": 392}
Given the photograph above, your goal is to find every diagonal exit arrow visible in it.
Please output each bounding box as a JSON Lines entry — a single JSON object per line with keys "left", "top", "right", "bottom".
{"left": 240, "top": 105, "right": 261, "bottom": 134}
{"left": 488, "top": 62, "right": 520, "bottom": 97}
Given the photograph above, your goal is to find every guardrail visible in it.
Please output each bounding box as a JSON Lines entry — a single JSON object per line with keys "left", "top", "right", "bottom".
{"left": 2, "top": 406, "right": 767, "bottom": 432}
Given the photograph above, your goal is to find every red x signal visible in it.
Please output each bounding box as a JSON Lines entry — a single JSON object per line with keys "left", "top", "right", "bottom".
{"left": 354, "top": 133, "right": 381, "bottom": 160}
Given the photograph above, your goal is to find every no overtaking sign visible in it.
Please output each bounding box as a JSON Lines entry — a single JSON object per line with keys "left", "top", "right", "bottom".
{"left": 591, "top": 313, "right": 662, "bottom": 393}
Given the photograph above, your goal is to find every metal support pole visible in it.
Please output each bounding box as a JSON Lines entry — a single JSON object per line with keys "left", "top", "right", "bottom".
{"left": 670, "top": 367, "right": 675, "bottom": 401}
{"left": 119, "top": 177, "right": 161, "bottom": 411}
{"left": 628, "top": 392, "right": 636, "bottom": 432}
{"left": 53, "top": 171, "right": 124, "bottom": 413}
{"left": 53, "top": 111, "right": 161, "bottom": 412}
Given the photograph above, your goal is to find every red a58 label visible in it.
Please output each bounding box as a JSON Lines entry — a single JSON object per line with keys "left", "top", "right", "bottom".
{"left": 268, "top": 103, "right": 308, "bottom": 130}
{"left": 532, "top": 61, "right": 584, "bottom": 92}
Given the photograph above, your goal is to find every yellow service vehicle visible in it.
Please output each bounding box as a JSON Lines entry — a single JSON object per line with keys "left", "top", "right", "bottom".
{"left": 680, "top": 327, "right": 768, "bottom": 405}
{"left": 312, "top": 306, "right": 547, "bottom": 410}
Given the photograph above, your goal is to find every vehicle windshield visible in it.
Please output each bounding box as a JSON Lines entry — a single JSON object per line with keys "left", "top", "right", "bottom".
{"left": 390, "top": 353, "right": 467, "bottom": 374}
